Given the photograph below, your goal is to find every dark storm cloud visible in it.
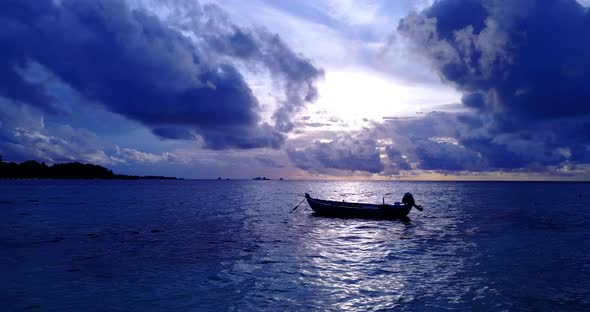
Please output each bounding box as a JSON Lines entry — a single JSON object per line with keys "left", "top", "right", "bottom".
{"left": 413, "top": 139, "right": 486, "bottom": 171}
{"left": 152, "top": 127, "right": 197, "bottom": 141}
{"left": 383, "top": 0, "right": 590, "bottom": 173}
{"left": 288, "top": 109, "right": 580, "bottom": 175}
{"left": 211, "top": 26, "right": 323, "bottom": 132}
{"left": 287, "top": 138, "right": 384, "bottom": 174}
{"left": 255, "top": 156, "right": 284, "bottom": 168}
{"left": 197, "top": 124, "right": 285, "bottom": 150}
{"left": 383, "top": 147, "right": 411, "bottom": 174}
{"left": 153, "top": 124, "right": 285, "bottom": 150}
{"left": 370, "top": 113, "right": 492, "bottom": 173}
{"left": 398, "top": 0, "right": 590, "bottom": 124}
{"left": 0, "top": 0, "right": 321, "bottom": 150}
{"left": 371, "top": 111, "right": 577, "bottom": 173}
{"left": 158, "top": 0, "right": 324, "bottom": 132}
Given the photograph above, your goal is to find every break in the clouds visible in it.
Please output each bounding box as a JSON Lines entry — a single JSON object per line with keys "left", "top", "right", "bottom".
{"left": 0, "top": 0, "right": 322, "bottom": 151}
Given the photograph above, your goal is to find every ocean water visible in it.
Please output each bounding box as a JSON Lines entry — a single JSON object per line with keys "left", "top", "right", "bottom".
{"left": 1, "top": 180, "right": 589, "bottom": 311}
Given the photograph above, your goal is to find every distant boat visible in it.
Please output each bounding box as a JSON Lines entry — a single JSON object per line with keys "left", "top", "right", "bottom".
{"left": 304, "top": 193, "right": 422, "bottom": 219}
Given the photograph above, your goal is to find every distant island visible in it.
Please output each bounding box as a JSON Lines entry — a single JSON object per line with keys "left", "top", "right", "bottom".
{"left": 0, "top": 156, "right": 176, "bottom": 180}
{"left": 253, "top": 176, "right": 271, "bottom": 180}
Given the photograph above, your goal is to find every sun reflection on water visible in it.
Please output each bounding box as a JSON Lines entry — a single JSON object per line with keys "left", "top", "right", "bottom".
{"left": 300, "top": 219, "right": 415, "bottom": 310}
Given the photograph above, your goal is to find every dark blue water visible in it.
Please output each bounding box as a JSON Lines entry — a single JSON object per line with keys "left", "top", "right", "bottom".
{"left": 1, "top": 180, "right": 589, "bottom": 311}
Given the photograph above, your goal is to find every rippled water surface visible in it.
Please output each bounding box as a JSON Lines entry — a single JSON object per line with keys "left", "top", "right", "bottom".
{"left": 1, "top": 180, "right": 589, "bottom": 311}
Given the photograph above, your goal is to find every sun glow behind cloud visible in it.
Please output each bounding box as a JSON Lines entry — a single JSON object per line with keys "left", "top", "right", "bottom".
{"left": 308, "top": 68, "right": 462, "bottom": 129}
{"left": 211, "top": 0, "right": 464, "bottom": 132}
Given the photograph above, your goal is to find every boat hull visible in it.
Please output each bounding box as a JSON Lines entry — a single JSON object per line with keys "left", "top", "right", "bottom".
{"left": 305, "top": 194, "right": 412, "bottom": 219}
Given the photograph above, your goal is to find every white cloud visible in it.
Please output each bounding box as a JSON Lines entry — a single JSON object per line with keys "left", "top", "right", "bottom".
{"left": 115, "top": 146, "right": 185, "bottom": 164}
{"left": 8, "top": 127, "right": 117, "bottom": 165}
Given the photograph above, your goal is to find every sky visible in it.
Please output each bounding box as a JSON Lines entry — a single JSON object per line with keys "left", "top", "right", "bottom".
{"left": 1, "top": 0, "right": 589, "bottom": 180}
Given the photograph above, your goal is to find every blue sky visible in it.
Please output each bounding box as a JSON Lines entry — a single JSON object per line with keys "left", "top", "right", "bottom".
{"left": 1, "top": 0, "right": 589, "bottom": 180}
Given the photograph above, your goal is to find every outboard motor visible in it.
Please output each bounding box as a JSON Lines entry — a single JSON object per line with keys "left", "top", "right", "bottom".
{"left": 402, "top": 193, "right": 423, "bottom": 211}
{"left": 402, "top": 193, "right": 415, "bottom": 206}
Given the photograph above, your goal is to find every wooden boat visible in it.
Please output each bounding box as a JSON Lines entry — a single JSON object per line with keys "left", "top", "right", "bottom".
{"left": 304, "top": 193, "right": 419, "bottom": 219}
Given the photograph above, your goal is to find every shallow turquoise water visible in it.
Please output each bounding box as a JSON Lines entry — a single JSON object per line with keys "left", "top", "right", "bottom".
{"left": 1, "top": 180, "right": 589, "bottom": 311}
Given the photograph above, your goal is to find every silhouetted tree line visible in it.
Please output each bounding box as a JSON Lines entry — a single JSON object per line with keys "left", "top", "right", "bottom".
{"left": 0, "top": 155, "right": 176, "bottom": 179}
